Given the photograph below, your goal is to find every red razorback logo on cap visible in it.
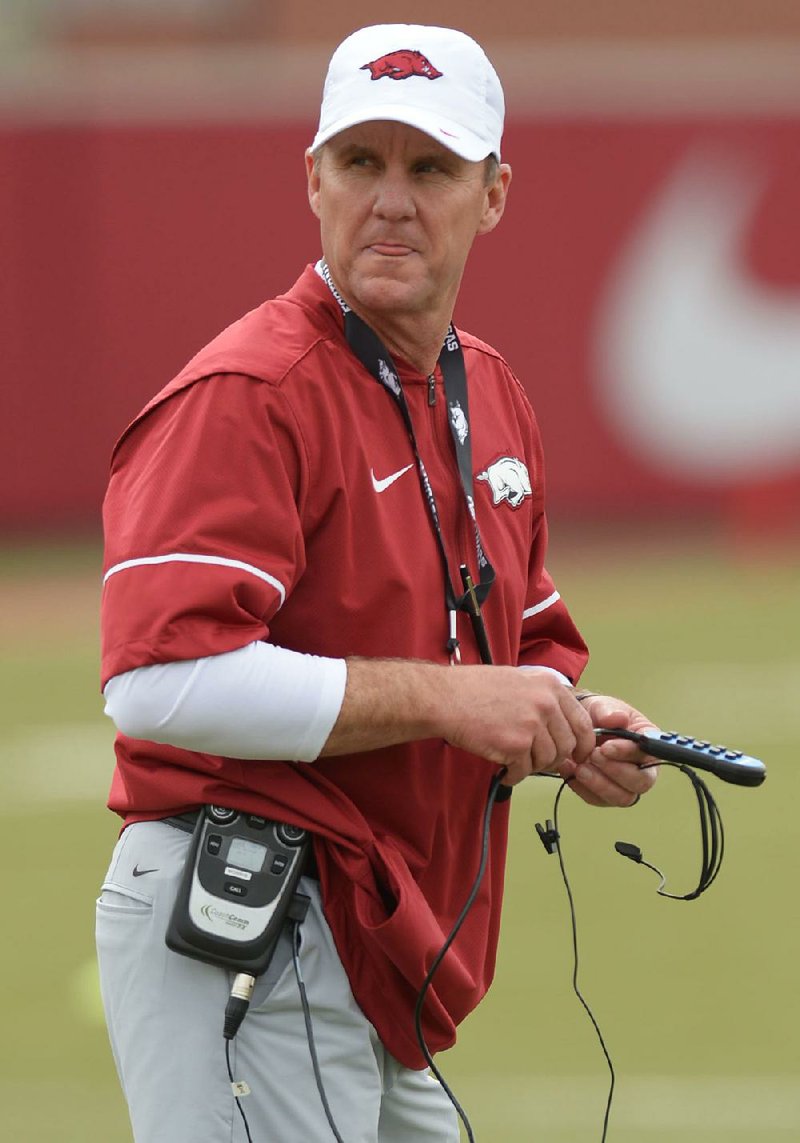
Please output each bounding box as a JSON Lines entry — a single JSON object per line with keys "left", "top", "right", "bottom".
{"left": 361, "top": 50, "right": 443, "bottom": 81}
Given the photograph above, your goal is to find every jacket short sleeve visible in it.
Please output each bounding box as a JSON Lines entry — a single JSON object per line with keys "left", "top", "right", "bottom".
{"left": 101, "top": 373, "right": 307, "bottom": 686}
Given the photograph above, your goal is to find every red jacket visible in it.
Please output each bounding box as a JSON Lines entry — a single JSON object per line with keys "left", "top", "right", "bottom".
{"left": 101, "top": 265, "right": 588, "bottom": 1067}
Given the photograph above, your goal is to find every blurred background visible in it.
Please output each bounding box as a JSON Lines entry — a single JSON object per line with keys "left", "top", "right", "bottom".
{"left": 1, "top": 2, "right": 798, "bottom": 1140}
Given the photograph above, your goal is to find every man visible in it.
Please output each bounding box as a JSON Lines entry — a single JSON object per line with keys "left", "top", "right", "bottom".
{"left": 97, "top": 23, "right": 657, "bottom": 1143}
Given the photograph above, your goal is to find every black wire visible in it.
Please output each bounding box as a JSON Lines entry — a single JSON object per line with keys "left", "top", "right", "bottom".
{"left": 545, "top": 758, "right": 728, "bottom": 1143}
{"left": 551, "top": 779, "right": 616, "bottom": 1143}
{"left": 225, "top": 1039, "right": 254, "bottom": 1143}
{"left": 291, "top": 919, "right": 347, "bottom": 1143}
{"left": 643, "top": 763, "right": 724, "bottom": 901}
{"left": 413, "top": 768, "right": 507, "bottom": 1143}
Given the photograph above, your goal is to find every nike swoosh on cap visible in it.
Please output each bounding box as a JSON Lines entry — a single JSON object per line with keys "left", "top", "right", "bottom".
{"left": 371, "top": 463, "right": 414, "bottom": 493}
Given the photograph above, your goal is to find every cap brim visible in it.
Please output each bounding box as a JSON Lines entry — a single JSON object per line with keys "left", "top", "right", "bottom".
{"left": 311, "top": 104, "right": 497, "bottom": 163}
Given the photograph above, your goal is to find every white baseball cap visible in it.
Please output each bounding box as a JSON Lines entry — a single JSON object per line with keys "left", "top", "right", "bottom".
{"left": 310, "top": 24, "right": 505, "bottom": 162}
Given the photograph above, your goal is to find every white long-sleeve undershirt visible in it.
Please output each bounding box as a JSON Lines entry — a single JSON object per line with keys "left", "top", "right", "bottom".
{"left": 103, "top": 641, "right": 348, "bottom": 762}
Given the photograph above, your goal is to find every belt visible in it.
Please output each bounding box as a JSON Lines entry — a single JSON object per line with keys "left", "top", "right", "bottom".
{"left": 162, "top": 810, "right": 319, "bottom": 880}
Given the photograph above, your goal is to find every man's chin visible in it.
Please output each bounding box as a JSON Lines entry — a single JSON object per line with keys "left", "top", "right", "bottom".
{"left": 350, "top": 269, "right": 428, "bottom": 316}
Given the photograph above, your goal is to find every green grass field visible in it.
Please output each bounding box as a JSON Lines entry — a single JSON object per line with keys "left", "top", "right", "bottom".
{"left": 1, "top": 533, "right": 797, "bottom": 1141}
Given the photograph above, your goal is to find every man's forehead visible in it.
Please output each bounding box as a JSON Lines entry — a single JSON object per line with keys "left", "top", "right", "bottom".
{"left": 325, "top": 120, "right": 464, "bottom": 161}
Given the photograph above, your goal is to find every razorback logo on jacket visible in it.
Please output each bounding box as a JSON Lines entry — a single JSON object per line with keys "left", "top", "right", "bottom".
{"left": 477, "top": 456, "right": 532, "bottom": 509}
{"left": 361, "top": 50, "right": 443, "bottom": 81}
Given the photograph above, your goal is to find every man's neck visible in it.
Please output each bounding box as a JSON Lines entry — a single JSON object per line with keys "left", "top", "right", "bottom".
{"left": 364, "top": 313, "right": 447, "bottom": 377}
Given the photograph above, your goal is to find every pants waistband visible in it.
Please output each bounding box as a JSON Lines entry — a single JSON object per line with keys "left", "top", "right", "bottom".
{"left": 161, "top": 810, "right": 319, "bottom": 880}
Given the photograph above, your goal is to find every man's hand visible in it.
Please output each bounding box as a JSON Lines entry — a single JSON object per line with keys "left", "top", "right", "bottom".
{"left": 562, "top": 693, "right": 659, "bottom": 807}
{"left": 440, "top": 668, "right": 597, "bottom": 786}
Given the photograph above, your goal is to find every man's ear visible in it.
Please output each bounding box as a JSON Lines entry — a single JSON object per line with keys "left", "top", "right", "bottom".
{"left": 306, "top": 149, "right": 321, "bottom": 219}
{"left": 478, "top": 163, "right": 512, "bottom": 237}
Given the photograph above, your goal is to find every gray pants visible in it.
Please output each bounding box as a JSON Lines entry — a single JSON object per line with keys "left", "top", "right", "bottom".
{"left": 96, "top": 821, "right": 460, "bottom": 1143}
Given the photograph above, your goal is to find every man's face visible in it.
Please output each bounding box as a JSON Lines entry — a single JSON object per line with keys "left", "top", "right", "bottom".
{"left": 306, "top": 121, "right": 510, "bottom": 333}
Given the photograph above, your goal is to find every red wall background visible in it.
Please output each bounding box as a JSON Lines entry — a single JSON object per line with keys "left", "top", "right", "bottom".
{"left": 3, "top": 116, "right": 800, "bottom": 532}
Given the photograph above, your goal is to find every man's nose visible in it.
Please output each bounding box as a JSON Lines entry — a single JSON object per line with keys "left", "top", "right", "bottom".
{"left": 372, "top": 172, "right": 416, "bottom": 220}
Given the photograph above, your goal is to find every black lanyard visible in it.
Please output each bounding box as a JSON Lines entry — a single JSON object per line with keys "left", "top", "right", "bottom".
{"left": 320, "top": 261, "right": 495, "bottom": 662}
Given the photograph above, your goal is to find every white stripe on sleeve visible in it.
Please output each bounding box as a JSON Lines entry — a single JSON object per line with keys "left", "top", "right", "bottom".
{"left": 103, "top": 553, "right": 286, "bottom": 607}
{"left": 522, "top": 590, "right": 561, "bottom": 621}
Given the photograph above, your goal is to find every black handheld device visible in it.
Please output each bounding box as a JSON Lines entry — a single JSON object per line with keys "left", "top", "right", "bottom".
{"left": 165, "top": 805, "right": 311, "bottom": 975}
{"left": 594, "top": 728, "right": 766, "bottom": 787}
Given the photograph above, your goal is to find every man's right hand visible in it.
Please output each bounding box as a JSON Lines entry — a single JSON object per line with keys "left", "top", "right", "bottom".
{"left": 437, "top": 666, "right": 595, "bottom": 785}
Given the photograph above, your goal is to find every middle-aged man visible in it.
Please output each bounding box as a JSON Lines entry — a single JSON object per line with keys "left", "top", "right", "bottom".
{"left": 97, "top": 23, "right": 658, "bottom": 1143}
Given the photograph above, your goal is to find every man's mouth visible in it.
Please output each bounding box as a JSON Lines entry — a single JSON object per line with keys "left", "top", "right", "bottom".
{"left": 368, "top": 243, "right": 414, "bottom": 257}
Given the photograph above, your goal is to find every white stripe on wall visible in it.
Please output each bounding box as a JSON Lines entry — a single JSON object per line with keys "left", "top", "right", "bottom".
{"left": 522, "top": 590, "right": 561, "bottom": 621}
{"left": 103, "top": 553, "right": 286, "bottom": 606}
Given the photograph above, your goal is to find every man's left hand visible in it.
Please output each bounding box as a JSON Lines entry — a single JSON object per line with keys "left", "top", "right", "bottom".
{"left": 558, "top": 694, "right": 659, "bottom": 808}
